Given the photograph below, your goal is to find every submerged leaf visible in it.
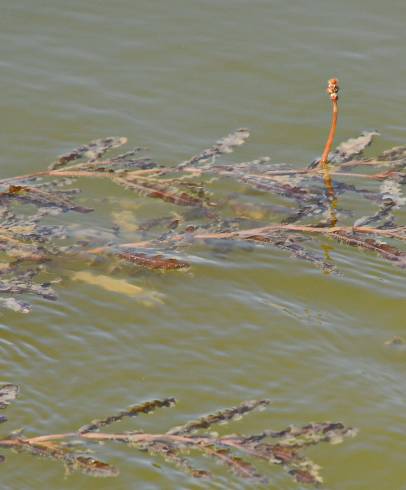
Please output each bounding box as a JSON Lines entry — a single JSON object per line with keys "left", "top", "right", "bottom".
{"left": 167, "top": 399, "right": 271, "bottom": 435}
{"left": 332, "top": 231, "right": 406, "bottom": 268}
{"left": 71, "top": 271, "right": 144, "bottom": 296}
{"left": 13, "top": 438, "right": 119, "bottom": 478}
{"left": 118, "top": 250, "right": 189, "bottom": 270}
{"left": 0, "top": 297, "right": 31, "bottom": 314}
{"left": 69, "top": 456, "right": 119, "bottom": 477}
{"left": 79, "top": 398, "right": 176, "bottom": 433}
{"left": 380, "top": 179, "right": 406, "bottom": 208}
{"left": 290, "top": 467, "right": 323, "bottom": 485}
{"left": 206, "top": 447, "right": 266, "bottom": 482}
{"left": 0, "top": 277, "right": 57, "bottom": 301}
{"left": 3, "top": 185, "right": 93, "bottom": 213}
{"left": 143, "top": 440, "right": 211, "bottom": 479}
{"left": 377, "top": 146, "right": 406, "bottom": 162}
{"left": 50, "top": 137, "right": 128, "bottom": 169}
{"left": 114, "top": 176, "right": 208, "bottom": 207}
{"left": 71, "top": 271, "right": 164, "bottom": 305}
{"left": 0, "top": 384, "right": 19, "bottom": 409}
{"left": 183, "top": 128, "right": 250, "bottom": 166}
{"left": 332, "top": 131, "right": 380, "bottom": 162}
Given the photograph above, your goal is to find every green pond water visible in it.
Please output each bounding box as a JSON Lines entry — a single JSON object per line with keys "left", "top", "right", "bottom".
{"left": 1, "top": 1, "right": 405, "bottom": 489}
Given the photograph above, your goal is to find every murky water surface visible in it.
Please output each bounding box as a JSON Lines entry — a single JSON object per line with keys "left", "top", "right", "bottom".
{"left": 1, "top": 1, "right": 405, "bottom": 489}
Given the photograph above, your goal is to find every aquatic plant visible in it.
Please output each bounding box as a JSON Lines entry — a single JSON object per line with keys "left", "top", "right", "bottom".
{"left": 320, "top": 78, "right": 340, "bottom": 167}
{"left": 0, "top": 384, "right": 357, "bottom": 485}
{"left": 0, "top": 80, "right": 405, "bottom": 312}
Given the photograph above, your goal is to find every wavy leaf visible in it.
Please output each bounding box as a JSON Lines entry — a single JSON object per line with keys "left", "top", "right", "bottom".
{"left": 167, "top": 399, "right": 271, "bottom": 435}
{"left": 183, "top": 128, "right": 250, "bottom": 166}
{"left": 50, "top": 137, "right": 128, "bottom": 169}
{"left": 0, "top": 385, "right": 19, "bottom": 410}
{"left": 79, "top": 398, "right": 176, "bottom": 433}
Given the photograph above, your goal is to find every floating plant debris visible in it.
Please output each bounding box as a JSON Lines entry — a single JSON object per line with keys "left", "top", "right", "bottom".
{"left": 0, "top": 384, "right": 357, "bottom": 485}
{"left": 0, "top": 80, "right": 405, "bottom": 312}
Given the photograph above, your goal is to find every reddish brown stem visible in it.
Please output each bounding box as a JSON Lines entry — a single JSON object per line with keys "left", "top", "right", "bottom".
{"left": 320, "top": 79, "right": 339, "bottom": 166}
{"left": 103, "top": 225, "right": 406, "bottom": 253}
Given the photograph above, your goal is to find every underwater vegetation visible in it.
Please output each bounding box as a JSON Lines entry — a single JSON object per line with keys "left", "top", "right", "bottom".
{"left": 0, "top": 79, "right": 405, "bottom": 313}
{"left": 3, "top": 80, "right": 403, "bottom": 486}
{"left": 0, "top": 384, "right": 357, "bottom": 485}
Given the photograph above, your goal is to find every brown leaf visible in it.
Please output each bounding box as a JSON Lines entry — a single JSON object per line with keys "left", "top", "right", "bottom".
{"left": 114, "top": 177, "right": 207, "bottom": 207}
{"left": 271, "top": 445, "right": 298, "bottom": 464}
{"left": 50, "top": 137, "right": 128, "bottom": 169}
{"left": 332, "top": 231, "right": 406, "bottom": 267}
{"left": 79, "top": 398, "right": 176, "bottom": 433}
{"left": 167, "top": 399, "right": 271, "bottom": 435}
{"left": 291, "top": 468, "right": 319, "bottom": 484}
{"left": 118, "top": 251, "right": 189, "bottom": 270}
{"left": 71, "top": 456, "right": 119, "bottom": 477}
{"left": 4, "top": 185, "right": 93, "bottom": 213}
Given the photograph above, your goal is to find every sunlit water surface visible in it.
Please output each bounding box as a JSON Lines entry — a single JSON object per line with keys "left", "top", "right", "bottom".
{"left": 1, "top": 1, "right": 405, "bottom": 489}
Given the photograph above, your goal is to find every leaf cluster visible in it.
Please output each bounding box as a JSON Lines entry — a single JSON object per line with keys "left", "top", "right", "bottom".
{"left": 0, "top": 128, "right": 405, "bottom": 312}
{"left": 0, "top": 384, "right": 357, "bottom": 485}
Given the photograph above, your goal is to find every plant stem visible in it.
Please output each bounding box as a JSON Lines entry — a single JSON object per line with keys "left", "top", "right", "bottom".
{"left": 320, "top": 78, "right": 339, "bottom": 166}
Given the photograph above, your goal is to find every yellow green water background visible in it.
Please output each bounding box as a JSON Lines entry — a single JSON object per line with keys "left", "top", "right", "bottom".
{"left": 1, "top": 1, "right": 405, "bottom": 488}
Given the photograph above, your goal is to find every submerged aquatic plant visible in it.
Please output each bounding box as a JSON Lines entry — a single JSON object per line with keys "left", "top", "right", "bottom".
{"left": 0, "top": 384, "right": 357, "bottom": 485}
{"left": 0, "top": 79, "right": 405, "bottom": 313}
